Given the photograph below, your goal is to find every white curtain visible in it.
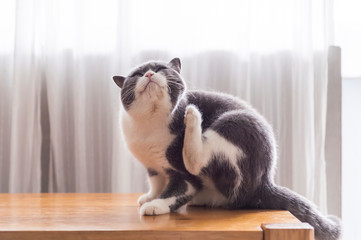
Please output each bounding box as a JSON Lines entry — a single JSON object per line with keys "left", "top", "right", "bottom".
{"left": 0, "top": 0, "right": 333, "bottom": 213}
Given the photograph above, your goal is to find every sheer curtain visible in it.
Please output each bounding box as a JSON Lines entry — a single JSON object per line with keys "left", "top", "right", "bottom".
{"left": 0, "top": 0, "right": 334, "bottom": 213}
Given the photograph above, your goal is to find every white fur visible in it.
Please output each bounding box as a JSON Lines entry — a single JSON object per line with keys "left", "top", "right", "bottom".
{"left": 182, "top": 105, "right": 204, "bottom": 174}
{"left": 202, "top": 129, "right": 245, "bottom": 198}
{"left": 126, "top": 70, "right": 171, "bottom": 118}
{"left": 140, "top": 197, "right": 175, "bottom": 215}
{"left": 138, "top": 173, "right": 167, "bottom": 205}
{"left": 121, "top": 70, "right": 175, "bottom": 174}
{"left": 122, "top": 114, "right": 174, "bottom": 173}
{"left": 140, "top": 182, "right": 196, "bottom": 215}
{"left": 121, "top": 69, "right": 181, "bottom": 213}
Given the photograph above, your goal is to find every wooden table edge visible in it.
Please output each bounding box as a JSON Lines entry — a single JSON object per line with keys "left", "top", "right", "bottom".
{"left": 261, "top": 222, "right": 314, "bottom": 240}
{"left": 0, "top": 230, "right": 263, "bottom": 240}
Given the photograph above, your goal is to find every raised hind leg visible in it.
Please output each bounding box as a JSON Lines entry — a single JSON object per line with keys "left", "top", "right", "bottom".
{"left": 182, "top": 105, "right": 207, "bottom": 175}
{"left": 183, "top": 105, "right": 242, "bottom": 175}
{"left": 183, "top": 106, "right": 245, "bottom": 202}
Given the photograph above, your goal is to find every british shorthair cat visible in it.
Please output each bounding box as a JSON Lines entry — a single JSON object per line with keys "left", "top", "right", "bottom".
{"left": 113, "top": 58, "right": 341, "bottom": 240}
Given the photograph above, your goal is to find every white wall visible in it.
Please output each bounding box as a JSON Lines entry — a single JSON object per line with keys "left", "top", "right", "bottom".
{"left": 342, "top": 78, "right": 361, "bottom": 240}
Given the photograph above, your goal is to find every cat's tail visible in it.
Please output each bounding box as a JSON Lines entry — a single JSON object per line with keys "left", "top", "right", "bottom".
{"left": 258, "top": 183, "right": 341, "bottom": 240}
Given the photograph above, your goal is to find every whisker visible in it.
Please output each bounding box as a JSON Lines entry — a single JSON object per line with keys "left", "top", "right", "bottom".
{"left": 121, "top": 87, "right": 136, "bottom": 101}
{"left": 167, "top": 82, "right": 184, "bottom": 89}
{"left": 167, "top": 79, "right": 184, "bottom": 86}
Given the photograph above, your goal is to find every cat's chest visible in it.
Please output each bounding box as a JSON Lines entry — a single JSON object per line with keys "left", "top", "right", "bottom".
{"left": 122, "top": 119, "right": 175, "bottom": 170}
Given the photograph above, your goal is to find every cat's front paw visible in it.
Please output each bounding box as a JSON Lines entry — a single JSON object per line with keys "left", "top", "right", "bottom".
{"left": 138, "top": 193, "right": 155, "bottom": 206}
{"left": 184, "top": 105, "right": 202, "bottom": 128}
{"left": 139, "top": 199, "right": 170, "bottom": 216}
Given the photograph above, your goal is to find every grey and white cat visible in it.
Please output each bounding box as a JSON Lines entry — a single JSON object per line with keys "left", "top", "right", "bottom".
{"left": 113, "top": 58, "right": 341, "bottom": 240}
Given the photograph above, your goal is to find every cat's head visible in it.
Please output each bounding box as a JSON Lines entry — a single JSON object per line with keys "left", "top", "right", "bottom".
{"left": 113, "top": 58, "right": 186, "bottom": 117}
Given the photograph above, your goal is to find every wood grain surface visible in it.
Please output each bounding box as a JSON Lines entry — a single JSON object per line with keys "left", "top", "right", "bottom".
{"left": 0, "top": 193, "right": 312, "bottom": 240}
{"left": 262, "top": 223, "right": 314, "bottom": 240}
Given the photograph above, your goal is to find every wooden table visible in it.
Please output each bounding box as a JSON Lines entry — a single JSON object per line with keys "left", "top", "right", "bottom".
{"left": 0, "top": 193, "right": 313, "bottom": 240}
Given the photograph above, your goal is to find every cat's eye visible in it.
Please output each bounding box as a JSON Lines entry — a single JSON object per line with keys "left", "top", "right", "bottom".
{"left": 130, "top": 71, "right": 143, "bottom": 77}
{"left": 155, "top": 66, "right": 167, "bottom": 72}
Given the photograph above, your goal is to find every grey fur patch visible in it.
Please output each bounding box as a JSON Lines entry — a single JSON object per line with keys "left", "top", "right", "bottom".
{"left": 168, "top": 58, "right": 181, "bottom": 73}
{"left": 113, "top": 76, "right": 125, "bottom": 88}
{"left": 160, "top": 169, "right": 188, "bottom": 198}
{"left": 120, "top": 76, "right": 137, "bottom": 110}
{"left": 147, "top": 168, "right": 158, "bottom": 177}
{"left": 201, "top": 153, "right": 239, "bottom": 198}
{"left": 169, "top": 195, "right": 193, "bottom": 212}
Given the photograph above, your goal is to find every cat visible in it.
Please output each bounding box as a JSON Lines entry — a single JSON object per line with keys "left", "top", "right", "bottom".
{"left": 113, "top": 58, "right": 341, "bottom": 240}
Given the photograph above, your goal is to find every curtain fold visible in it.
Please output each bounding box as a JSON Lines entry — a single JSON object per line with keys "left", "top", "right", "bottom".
{"left": 0, "top": 0, "right": 333, "bottom": 213}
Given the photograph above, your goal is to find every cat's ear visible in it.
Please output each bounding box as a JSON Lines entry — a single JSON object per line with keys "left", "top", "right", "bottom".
{"left": 169, "top": 58, "right": 181, "bottom": 73}
{"left": 113, "top": 76, "right": 125, "bottom": 88}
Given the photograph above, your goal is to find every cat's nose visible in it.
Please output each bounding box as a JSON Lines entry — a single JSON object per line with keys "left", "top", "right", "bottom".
{"left": 145, "top": 72, "right": 154, "bottom": 79}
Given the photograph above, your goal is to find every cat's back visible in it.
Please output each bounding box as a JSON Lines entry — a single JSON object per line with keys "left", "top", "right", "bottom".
{"left": 169, "top": 90, "right": 254, "bottom": 134}
{"left": 170, "top": 90, "right": 275, "bottom": 154}
{"left": 186, "top": 90, "right": 249, "bottom": 114}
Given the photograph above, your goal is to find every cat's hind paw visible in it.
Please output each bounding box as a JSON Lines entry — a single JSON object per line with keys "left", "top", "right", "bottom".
{"left": 184, "top": 105, "right": 202, "bottom": 128}
{"left": 139, "top": 199, "right": 170, "bottom": 216}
